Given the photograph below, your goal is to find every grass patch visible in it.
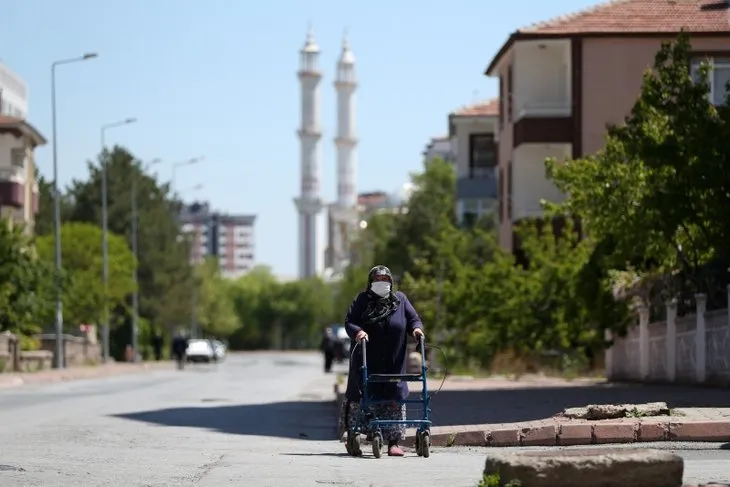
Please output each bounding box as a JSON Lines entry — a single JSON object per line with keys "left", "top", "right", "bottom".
{"left": 477, "top": 473, "right": 522, "bottom": 487}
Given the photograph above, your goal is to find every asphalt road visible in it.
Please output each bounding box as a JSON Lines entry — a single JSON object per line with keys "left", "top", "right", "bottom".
{"left": 0, "top": 352, "right": 728, "bottom": 487}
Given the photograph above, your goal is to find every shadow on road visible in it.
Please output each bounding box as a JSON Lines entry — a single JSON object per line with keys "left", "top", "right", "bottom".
{"left": 112, "top": 400, "right": 338, "bottom": 441}
{"left": 420, "top": 382, "right": 730, "bottom": 427}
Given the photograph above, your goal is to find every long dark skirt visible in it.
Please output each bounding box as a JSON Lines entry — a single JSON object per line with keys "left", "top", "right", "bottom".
{"left": 339, "top": 399, "right": 406, "bottom": 443}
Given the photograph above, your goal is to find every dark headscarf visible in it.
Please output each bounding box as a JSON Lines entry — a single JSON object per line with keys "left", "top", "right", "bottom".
{"left": 360, "top": 265, "right": 400, "bottom": 325}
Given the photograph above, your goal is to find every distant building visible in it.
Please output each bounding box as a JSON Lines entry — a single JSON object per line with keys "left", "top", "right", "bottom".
{"left": 447, "top": 99, "right": 499, "bottom": 226}
{"left": 0, "top": 62, "right": 44, "bottom": 233}
{"left": 422, "top": 136, "right": 455, "bottom": 164}
{"left": 179, "top": 202, "right": 256, "bottom": 279}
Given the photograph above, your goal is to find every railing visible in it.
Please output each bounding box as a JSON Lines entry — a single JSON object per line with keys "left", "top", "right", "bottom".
{"left": 518, "top": 101, "right": 571, "bottom": 118}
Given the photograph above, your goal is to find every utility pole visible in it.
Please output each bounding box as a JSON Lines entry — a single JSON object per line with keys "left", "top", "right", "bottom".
{"left": 50, "top": 52, "right": 98, "bottom": 369}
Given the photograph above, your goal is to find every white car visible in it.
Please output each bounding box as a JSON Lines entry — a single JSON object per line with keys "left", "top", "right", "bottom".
{"left": 186, "top": 339, "right": 216, "bottom": 363}
{"left": 212, "top": 340, "right": 227, "bottom": 361}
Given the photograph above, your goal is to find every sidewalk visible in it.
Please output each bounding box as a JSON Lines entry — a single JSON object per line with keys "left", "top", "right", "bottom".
{"left": 334, "top": 374, "right": 730, "bottom": 447}
{"left": 0, "top": 361, "right": 173, "bottom": 389}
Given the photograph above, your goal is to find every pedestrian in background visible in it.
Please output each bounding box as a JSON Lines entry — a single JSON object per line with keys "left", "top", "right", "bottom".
{"left": 342, "top": 265, "right": 425, "bottom": 457}
{"left": 151, "top": 332, "right": 163, "bottom": 361}
{"left": 171, "top": 331, "right": 188, "bottom": 370}
{"left": 321, "top": 327, "right": 336, "bottom": 373}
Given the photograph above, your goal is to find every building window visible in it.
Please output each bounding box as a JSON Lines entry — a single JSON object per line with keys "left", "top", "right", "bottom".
{"left": 10, "top": 148, "right": 24, "bottom": 168}
{"left": 691, "top": 56, "right": 730, "bottom": 105}
{"left": 499, "top": 76, "right": 504, "bottom": 129}
{"left": 507, "top": 65, "right": 513, "bottom": 122}
{"left": 468, "top": 133, "right": 497, "bottom": 178}
{"left": 507, "top": 161, "right": 513, "bottom": 220}
{"left": 499, "top": 166, "right": 505, "bottom": 222}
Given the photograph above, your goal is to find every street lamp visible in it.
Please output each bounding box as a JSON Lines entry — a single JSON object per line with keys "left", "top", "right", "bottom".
{"left": 100, "top": 117, "right": 137, "bottom": 363}
{"left": 51, "top": 52, "right": 98, "bottom": 369}
{"left": 130, "top": 158, "right": 161, "bottom": 361}
{"left": 171, "top": 157, "right": 203, "bottom": 194}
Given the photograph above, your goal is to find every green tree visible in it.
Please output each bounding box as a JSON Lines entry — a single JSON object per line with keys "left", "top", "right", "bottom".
{"left": 35, "top": 222, "right": 136, "bottom": 331}
{"left": 0, "top": 220, "right": 53, "bottom": 347}
{"left": 64, "top": 146, "right": 194, "bottom": 331}
{"left": 228, "top": 265, "right": 279, "bottom": 349}
{"left": 34, "top": 172, "right": 73, "bottom": 237}
{"left": 194, "top": 258, "right": 240, "bottom": 338}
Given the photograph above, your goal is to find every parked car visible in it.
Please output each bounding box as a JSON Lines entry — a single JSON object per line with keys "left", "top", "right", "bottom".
{"left": 212, "top": 340, "right": 227, "bottom": 361}
{"left": 186, "top": 339, "right": 216, "bottom": 363}
{"left": 330, "top": 325, "right": 350, "bottom": 362}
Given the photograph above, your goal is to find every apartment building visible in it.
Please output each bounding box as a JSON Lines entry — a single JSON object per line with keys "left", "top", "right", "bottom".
{"left": 422, "top": 136, "right": 455, "bottom": 165}
{"left": 447, "top": 99, "right": 499, "bottom": 225}
{"left": 0, "top": 63, "right": 44, "bottom": 232}
{"left": 486, "top": 0, "right": 730, "bottom": 254}
{"left": 180, "top": 202, "right": 256, "bottom": 279}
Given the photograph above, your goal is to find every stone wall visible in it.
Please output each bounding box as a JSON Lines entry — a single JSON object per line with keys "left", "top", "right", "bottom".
{"left": 35, "top": 334, "right": 101, "bottom": 368}
{"left": 0, "top": 332, "right": 52, "bottom": 372}
{"left": 0, "top": 331, "right": 18, "bottom": 372}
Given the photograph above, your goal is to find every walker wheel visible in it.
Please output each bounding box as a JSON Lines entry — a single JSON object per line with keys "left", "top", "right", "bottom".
{"left": 415, "top": 432, "right": 422, "bottom": 457}
{"left": 345, "top": 434, "right": 353, "bottom": 455}
{"left": 372, "top": 432, "right": 383, "bottom": 459}
{"left": 421, "top": 431, "right": 431, "bottom": 458}
{"left": 346, "top": 433, "right": 362, "bottom": 457}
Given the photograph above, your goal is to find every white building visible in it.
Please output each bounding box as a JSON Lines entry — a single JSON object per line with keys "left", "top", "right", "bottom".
{"left": 422, "top": 136, "right": 454, "bottom": 164}
{"left": 447, "top": 99, "right": 499, "bottom": 226}
{"left": 325, "top": 35, "right": 359, "bottom": 278}
{"left": 294, "top": 28, "right": 325, "bottom": 279}
{"left": 180, "top": 202, "right": 256, "bottom": 279}
{"left": 0, "top": 62, "right": 44, "bottom": 231}
{"left": 0, "top": 63, "right": 28, "bottom": 119}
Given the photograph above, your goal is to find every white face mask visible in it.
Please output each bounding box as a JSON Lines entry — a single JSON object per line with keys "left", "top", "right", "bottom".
{"left": 370, "top": 281, "right": 391, "bottom": 297}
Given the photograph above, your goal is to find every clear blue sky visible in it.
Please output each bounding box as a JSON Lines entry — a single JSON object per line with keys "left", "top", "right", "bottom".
{"left": 1, "top": 0, "right": 595, "bottom": 278}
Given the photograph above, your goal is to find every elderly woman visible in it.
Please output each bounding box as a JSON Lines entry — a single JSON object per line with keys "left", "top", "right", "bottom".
{"left": 342, "top": 265, "right": 425, "bottom": 457}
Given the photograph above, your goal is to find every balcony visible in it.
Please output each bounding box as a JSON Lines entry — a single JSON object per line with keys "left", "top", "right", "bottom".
{"left": 513, "top": 102, "right": 573, "bottom": 147}
{"left": 456, "top": 169, "right": 498, "bottom": 201}
{"left": 512, "top": 40, "right": 573, "bottom": 148}
{"left": 0, "top": 166, "right": 25, "bottom": 208}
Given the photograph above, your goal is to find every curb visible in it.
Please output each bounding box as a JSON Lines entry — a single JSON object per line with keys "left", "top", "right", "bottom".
{"left": 331, "top": 380, "right": 730, "bottom": 448}
{"left": 0, "top": 377, "right": 24, "bottom": 389}
{"left": 0, "top": 362, "right": 171, "bottom": 390}
{"left": 402, "top": 419, "right": 730, "bottom": 448}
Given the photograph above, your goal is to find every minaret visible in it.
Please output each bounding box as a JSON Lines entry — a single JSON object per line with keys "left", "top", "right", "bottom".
{"left": 335, "top": 33, "right": 357, "bottom": 209}
{"left": 294, "top": 27, "right": 324, "bottom": 279}
{"left": 330, "top": 33, "right": 358, "bottom": 275}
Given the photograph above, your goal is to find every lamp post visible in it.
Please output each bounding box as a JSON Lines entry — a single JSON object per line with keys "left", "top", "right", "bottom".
{"left": 179, "top": 183, "right": 203, "bottom": 338}
{"left": 171, "top": 157, "right": 203, "bottom": 195}
{"left": 51, "top": 52, "right": 98, "bottom": 369}
{"left": 131, "top": 158, "right": 161, "bottom": 361}
{"left": 100, "top": 117, "right": 137, "bottom": 363}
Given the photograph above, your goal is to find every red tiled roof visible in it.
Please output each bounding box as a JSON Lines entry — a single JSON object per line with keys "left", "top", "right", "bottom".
{"left": 451, "top": 98, "right": 499, "bottom": 117}
{"left": 522, "top": 0, "right": 730, "bottom": 35}
{"left": 486, "top": 0, "right": 730, "bottom": 74}
{"left": 0, "top": 115, "right": 47, "bottom": 146}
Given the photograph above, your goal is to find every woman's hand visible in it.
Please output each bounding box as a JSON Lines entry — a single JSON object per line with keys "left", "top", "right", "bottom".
{"left": 355, "top": 330, "right": 369, "bottom": 343}
{"left": 412, "top": 328, "right": 425, "bottom": 341}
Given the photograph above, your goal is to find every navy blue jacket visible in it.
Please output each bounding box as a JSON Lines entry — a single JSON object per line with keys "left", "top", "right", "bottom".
{"left": 344, "top": 291, "right": 423, "bottom": 401}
